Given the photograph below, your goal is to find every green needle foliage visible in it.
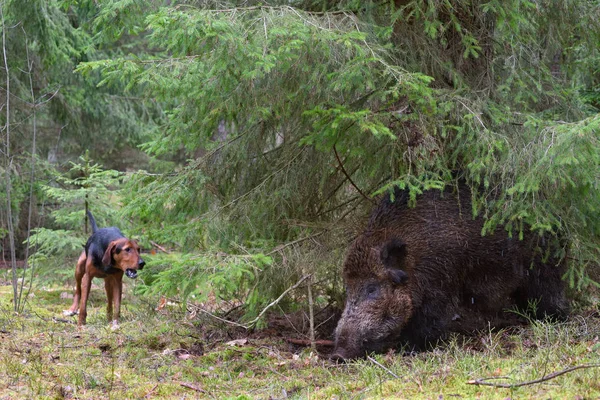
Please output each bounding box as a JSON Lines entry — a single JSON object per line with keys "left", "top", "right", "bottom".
{"left": 0, "top": 0, "right": 156, "bottom": 166}
{"left": 65, "top": 0, "right": 600, "bottom": 313}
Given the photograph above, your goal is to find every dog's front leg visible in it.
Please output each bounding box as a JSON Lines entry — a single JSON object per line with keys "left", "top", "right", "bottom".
{"left": 110, "top": 275, "right": 124, "bottom": 330}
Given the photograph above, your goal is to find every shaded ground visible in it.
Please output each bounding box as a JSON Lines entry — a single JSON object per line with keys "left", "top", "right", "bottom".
{"left": 1, "top": 276, "right": 599, "bottom": 399}
{"left": 189, "top": 304, "right": 341, "bottom": 356}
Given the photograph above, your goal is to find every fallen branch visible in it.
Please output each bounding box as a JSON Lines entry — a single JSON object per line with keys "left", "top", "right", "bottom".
{"left": 286, "top": 338, "right": 335, "bottom": 347}
{"left": 52, "top": 317, "right": 74, "bottom": 324}
{"left": 367, "top": 356, "right": 400, "bottom": 379}
{"left": 468, "top": 364, "right": 600, "bottom": 388}
{"left": 179, "top": 382, "right": 206, "bottom": 393}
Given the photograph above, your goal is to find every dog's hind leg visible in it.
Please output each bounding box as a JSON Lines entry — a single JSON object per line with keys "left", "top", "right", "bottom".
{"left": 77, "top": 264, "right": 94, "bottom": 326}
{"left": 64, "top": 251, "right": 86, "bottom": 316}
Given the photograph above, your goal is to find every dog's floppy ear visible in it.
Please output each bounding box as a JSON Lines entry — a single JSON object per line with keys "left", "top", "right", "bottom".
{"left": 102, "top": 241, "right": 117, "bottom": 267}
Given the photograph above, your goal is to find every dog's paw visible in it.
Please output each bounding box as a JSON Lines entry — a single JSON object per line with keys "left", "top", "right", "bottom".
{"left": 63, "top": 309, "right": 78, "bottom": 316}
{"left": 110, "top": 320, "right": 120, "bottom": 331}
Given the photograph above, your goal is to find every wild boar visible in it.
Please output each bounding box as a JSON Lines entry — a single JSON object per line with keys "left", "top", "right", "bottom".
{"left": 332, "top": 184, "right": 568, "bottom": 360}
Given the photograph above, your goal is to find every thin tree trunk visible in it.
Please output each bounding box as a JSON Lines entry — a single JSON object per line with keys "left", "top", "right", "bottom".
{"left": 307, "top": 273, "right": 316, "bottom": 351}
{"left": 1, "top": 4, "right": 19, "bottom": 312}
{"left": 19, "top": 26, "right": 38, "bottom": 312}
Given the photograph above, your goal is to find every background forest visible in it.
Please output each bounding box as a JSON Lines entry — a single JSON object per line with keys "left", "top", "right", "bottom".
{"left": 1, "top": 0, "right": 600, "bottom": 326}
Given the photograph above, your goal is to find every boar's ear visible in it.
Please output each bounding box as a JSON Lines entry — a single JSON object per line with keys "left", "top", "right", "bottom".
{"left": 381, "top": 239, "right": 409, "bottom": 285}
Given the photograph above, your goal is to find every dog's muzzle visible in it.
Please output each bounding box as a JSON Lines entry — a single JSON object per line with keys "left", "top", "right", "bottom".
{"left": 125, "top": 269, "right": 138, "bottom": 279}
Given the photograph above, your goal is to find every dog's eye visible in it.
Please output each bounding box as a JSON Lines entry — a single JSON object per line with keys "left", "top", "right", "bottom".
{"left": 126, "top": 248, "right": 132, "bottom": 253}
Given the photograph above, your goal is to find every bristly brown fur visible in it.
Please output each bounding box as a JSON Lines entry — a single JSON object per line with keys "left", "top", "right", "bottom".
{"left": 332, "top": 184, "right": 568, "bottom": 360}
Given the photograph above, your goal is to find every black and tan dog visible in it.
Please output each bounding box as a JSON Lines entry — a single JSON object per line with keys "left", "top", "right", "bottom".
{"left": 64, "top": 211, "right": 145, "bottom": 328}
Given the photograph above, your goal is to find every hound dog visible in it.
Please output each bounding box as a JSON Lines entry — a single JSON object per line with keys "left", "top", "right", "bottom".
{"left": 64, "top": 211, "right": 145, "bottom": 328}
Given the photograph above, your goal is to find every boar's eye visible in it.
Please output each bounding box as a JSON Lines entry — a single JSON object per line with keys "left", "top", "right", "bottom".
{"left": 365, "top": 284, "right": 380, "bottom": 299}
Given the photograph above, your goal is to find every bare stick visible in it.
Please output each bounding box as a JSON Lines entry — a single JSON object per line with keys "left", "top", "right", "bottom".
{"left": 468, "top": 364, "right": 600, "bottom": 388}
{"left": 285, "top": 338, "right": 334, "bottom": 347}
{"left": 367, "top": 356, "right": 400, "bottom": 379}
{"left": 179, "top": 382, "right": 206, "bottom": 393}
{"left": 52, "top": 317, "right": 74, "bottom": 324}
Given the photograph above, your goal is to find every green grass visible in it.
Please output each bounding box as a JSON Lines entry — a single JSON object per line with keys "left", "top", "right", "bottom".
{"left": 0, "top": 274, "right": 599, "bottom": 399}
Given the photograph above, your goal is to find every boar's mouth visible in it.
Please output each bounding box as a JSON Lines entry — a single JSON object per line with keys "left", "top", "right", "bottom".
{"left": 331, "top": 338, "right": 400, "bottom": 362}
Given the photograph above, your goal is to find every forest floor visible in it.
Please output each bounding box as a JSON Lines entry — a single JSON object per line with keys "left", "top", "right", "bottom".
{"left": 1, "top": 269, "right": 599, "bottom": 399}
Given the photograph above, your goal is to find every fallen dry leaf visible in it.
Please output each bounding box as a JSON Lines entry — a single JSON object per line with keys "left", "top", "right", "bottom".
{"left": 156, "top": 296, "right": 167, "bottom": 311}
{"left": 225, "top": 339, "right": 248, "bottom": 347}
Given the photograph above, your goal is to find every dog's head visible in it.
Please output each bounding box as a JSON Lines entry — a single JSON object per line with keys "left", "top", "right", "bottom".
{"left": 102, "top": 238, "right": 145, "bottom": 279}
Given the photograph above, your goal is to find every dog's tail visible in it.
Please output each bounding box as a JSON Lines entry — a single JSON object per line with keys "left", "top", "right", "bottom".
{"left": 86, "top": 210, "right": 99, "bottom": 233}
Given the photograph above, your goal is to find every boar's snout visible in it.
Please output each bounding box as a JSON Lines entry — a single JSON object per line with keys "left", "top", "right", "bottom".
{"left": 333, "top": 238, "right": 413, "bottom": 359}
{"left": 330, "top": 345, "right": 364, "bottom": 362}
{"left": 331, "top": 331, "right": 364, "bottom": 361}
